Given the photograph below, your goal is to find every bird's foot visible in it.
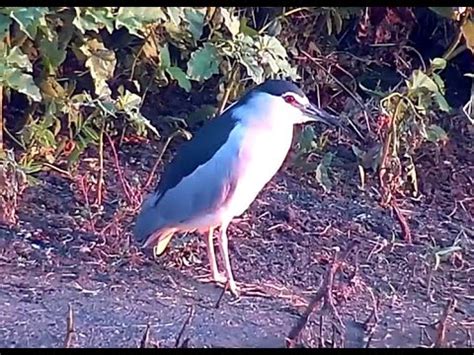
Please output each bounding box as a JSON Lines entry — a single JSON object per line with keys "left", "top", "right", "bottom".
{"left": 228, "top": 280, "right": 240, "bottom": 298}
{"left": 196, "top": 273, "right": 240, "bottom": 298}
{"left": 212, "top": 272, "right": 228, "bottom": 284}
{"left": 196, "top": 272, "right": 227, "bottom": 284}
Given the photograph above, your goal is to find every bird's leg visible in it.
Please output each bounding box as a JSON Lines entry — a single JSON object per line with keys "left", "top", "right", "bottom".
{"left": 206, "top": 227, "right": 227, "bottom": 284}
{"left": 217, "top": 223, "right": 239, "bottom": 297}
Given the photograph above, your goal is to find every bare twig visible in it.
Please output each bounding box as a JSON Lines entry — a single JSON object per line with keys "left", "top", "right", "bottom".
{"left": 140, "top": 324, "right": 151, "bottom": 348}
{"left": 174, "top": 306, "right": 195, "bottom": 348}
{"left": 392, "top": 202, "right": 412, "bottom": 244}
{"left": 0, "top": 84, "right": 3, "bottom": 153}
{"left": 97, "top": 122, "right": 105, "bottom": 206}
{"left": 433, "top": 298, "right": 457, "bottom": 348}
{"left": 144, "top": 130, "right": 182, "bottom": 190}
{"left": 215, "top": 282, "right": 228, "bottom": 309}
{"left": 105, "top": 132, "right": 134, "bottom": 205}
{"left": 300, "top": 50, "right": 372, "bottom": 140}
{"left": 258, "top": 7, "right": 310, "bottom": 34}
{"left": 364, "top": 288, "right": 380, "bottom": 348}
{"left": 64, "top": 303, "right": 75, "bottom": 348}
{"left": 286, "top": 241, "right": 358, "bottom": 348}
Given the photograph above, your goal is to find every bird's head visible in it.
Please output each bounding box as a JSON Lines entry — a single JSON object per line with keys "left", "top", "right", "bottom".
{"left": 237, "top": 79, "right": 341, "bottom": 128}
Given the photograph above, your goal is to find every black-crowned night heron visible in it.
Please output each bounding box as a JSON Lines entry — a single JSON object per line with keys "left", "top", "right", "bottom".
{"left": 134, "top": 80, "right": 339, "bottom": 297}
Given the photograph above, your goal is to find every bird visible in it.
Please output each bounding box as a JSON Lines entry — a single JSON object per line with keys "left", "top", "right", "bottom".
{"left": 133, "top": 79, "right": 340, "bottom": 297}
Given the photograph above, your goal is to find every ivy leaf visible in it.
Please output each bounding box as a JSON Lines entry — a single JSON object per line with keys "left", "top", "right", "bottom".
{"left": 433, "top": 92, "right": 451, "bottom": 112}
{"left": 409, "top": 70, "right": 439, "bottom": 93}
{"left": 80, "top": 39, "right": 116, "bottom": 97}
{"left": 159, "top": 44, "right": 171, "bottom": 68}
{"left": 240, "top": 53, "right": 264, "bottom": 83}
{"left": 9, "top": 7, "right": 49, "bottom": 39}
{"left": 73, "top": 7, "right": 114, "bottom": 34}
{"left": 4, "top": 68, "right": 41, "bottom": 102}
{"left": 6, "top": 46, "right": 33, "bottom": 71}
{"left": 183, "top": 8, "right": 205, "bottom": 42}
{"left": 261, "top": 35, "right": 287, "bottom": 59}
{"left": 187, "top": 43, "right": 220, "bottom": 81}
{"left": 0, "top": 13, "right": 11, "bottom": 41}
{"left": 86, "top": 7, "right": 115, "bottom": 34}
{"left": 39, "top": 35, "right": 67, "bottom": 74}
{"left": 116, "top": 7, "right": 166, "bottom": 37}
{"left": 166, "top": 7, "right": 183, "bottom": 26}
{"left": 430, "top": 57, "right": 447, "bottom": 71}
{"left": 425, "top": 124, "right": 448, "bottom": 143}
{"left": 166, "top": 66, "right": 191, "bottom": 92}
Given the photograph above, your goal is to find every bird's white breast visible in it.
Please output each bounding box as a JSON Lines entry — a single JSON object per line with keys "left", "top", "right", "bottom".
{"left": 221, "top": 95, "right": 296, "bottom": 219}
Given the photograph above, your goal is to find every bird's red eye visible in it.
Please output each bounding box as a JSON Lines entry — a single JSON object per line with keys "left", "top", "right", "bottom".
{"left": 284, "top": 95, "right": 296, "bottom": 104}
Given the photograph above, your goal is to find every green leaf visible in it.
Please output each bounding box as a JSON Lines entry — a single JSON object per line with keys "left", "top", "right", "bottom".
{"left": 430, "top": 57, "right": 447, "bottom": 71}
{"left": 409, "top": 70, "right": 439, "bottom": 93}
{"left": 428, "top": 7, "right": 456, "bottom": 19}
{"left": 4, "top": 68, "right": 41, "bottom": 102}
{"left": 187, "top": 43, "right": 220, "bottom": 82}
{"left": 432, "top": 73, "right": 446, "bottom": 93}
{"left": 297, "top": 125, "right": 316, "bottom": 153}
{"left": 187, "top": 105, "right": 217, "bottom": 125}
{"left": 183, "top": 8, "right": 205, "bottom": 42}
{"left": 39, "top": 35, "right": 67, "bottom": 73}
{"left": 159, "top": 44, "right": 171, "bottom": 68}
{"left": 425, "top": 124, "right": 448, "bottom": 143}
{"left": 261, "top": 35, "right": 287, "bottom": 59}
{"left": 9, "top": 7, "right": 49, "bottom": 39}
{"left": 87, "top": 7, "right": 115, "bottom": 34}
{"left": 315, "top": 152, "right": 335, "bottom": 193}
{"left": 434, "top": 92, "right": 451, "bottom": 112}
{"left": 73, "top": 7, "right": 114, "bottom": 34}
{"left": 115, "top": 7, "right": 166, "bottom": 37}
{"left": 167, "top": 66, "right": 191, "bottom": 92}
{"left": 166, "top": 7, "right": 183, "bottom": 26}
{"left": 0, "top": 13, "right": 11, "bottom": 41}
{"left": 6, "top": 46, "right": 33, "bottom": 71}
{"left": 239, "top": 18, "right": 259, "bottom": 37}
{"left": 82, "top": 125, "right": 100, "bottom": 142}
{"left": 240, "top": 53, "right": 264, "bottom": 83}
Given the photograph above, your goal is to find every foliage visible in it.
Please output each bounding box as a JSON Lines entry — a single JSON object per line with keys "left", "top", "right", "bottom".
{"left": 0, "top": 7, "right": 301, "bottom": 172}
{"left": 0, "top": 6, "right": 472, "bottom": 209}
{"left": 0, "top": 149, "right": 28, "bottom": 225}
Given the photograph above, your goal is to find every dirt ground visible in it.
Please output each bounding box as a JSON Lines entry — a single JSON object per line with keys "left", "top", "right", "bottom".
{"left": 0, "top": 118, "right": 473, "bottom": 348}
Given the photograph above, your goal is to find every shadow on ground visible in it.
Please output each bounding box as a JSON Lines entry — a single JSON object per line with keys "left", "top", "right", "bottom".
{"left": 0, "top": 125, "right": 472, "bottom": 348}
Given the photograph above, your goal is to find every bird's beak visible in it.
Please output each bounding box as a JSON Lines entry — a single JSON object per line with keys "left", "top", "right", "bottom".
{"left": 302, "top": 102, "right": 342, "bottom": 129}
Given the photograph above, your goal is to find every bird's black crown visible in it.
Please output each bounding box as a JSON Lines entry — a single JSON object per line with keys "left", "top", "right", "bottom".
{"left": 253, "top": 80, "right": 305, "bottom": 98}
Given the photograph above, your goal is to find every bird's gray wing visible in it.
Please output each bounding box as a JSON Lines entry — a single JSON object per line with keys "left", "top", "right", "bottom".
{"left": 134, "top": 110, "right": 243, "bottom": 242}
